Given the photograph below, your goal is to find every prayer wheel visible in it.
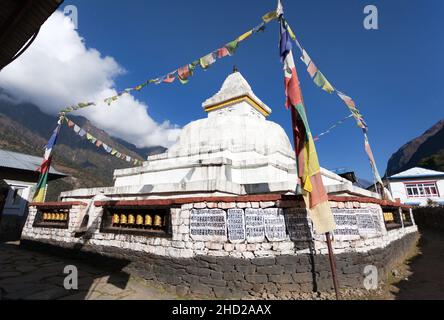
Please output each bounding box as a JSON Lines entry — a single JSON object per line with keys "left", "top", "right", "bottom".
{"left": 128, "top": 214, "right": 135, "bottom": 225}
{"left": 51, "top": 213, "right": 56, "bottom": 221}
{"left": 145, "top": 214, "right": 153, "bottom": 226}
{"left": 43, "top": 213, "right": 48, "bottom": 221}
{"left": 55, "top": 213, "right": 61, "bottom": 221}
{"left": 383, "top": 212, "right": 394, "bottom": 222}
{"left": 136, "top": 215, "right": 144, "bottom": 226}
{"left": 120, "top": 214, "right": 127, "bottom": 225}
{"left": 112, "top": 214, "right": 120, "bottom": 224}
{"left": 154, "top": 215, "right": 162, "bottom": 227}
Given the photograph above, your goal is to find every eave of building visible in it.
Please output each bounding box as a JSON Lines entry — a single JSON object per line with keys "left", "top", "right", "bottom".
{"left": 388, "top": 174, "right": 444, "bottom": 181}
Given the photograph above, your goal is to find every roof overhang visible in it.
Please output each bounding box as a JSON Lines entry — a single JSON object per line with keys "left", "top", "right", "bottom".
{"left": 0, "top": 0, "right": 64, "bottom": 71}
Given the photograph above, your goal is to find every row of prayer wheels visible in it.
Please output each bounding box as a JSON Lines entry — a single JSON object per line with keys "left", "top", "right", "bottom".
{"left": 112, "top": 213, "right": 165, "bottom": 228}
{"left": 42, "top": 212, "right": 68, "bottom": 222}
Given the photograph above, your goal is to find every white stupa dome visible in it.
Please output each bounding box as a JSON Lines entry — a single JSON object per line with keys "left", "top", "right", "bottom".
{"left": 168, "top": 71, "right": 294, "bottom": 159}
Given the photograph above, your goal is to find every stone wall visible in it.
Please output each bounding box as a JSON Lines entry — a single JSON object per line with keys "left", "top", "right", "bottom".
{"left": 22, "top": 229, "right": 418, "bottom": 299}
{"left": 413, "top": 206, "right": 444, "bottom": 231}
{"left": 21, "top": 196, "right": 418, "bottom": 298}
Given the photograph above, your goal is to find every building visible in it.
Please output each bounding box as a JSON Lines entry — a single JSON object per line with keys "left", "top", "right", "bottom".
{"left": 0, "top": 149, "right": 66, "bottom": 241}
{"left": 22, "top": 72, "right": 418, "bottom": 298}
{"left": 388, "top": 167, "right": 444, "bottom": 206}
{"left": 0, "top": 0, "right": 64, "bottom": 71}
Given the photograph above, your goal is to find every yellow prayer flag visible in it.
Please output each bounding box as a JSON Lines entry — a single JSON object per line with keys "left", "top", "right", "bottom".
{"left": 322, "top": 80, "right": 335, "bottom": 94}
{"left": 237, "top": 30, "right": 253, "bottom": 42}
{"left": 262, "top": 11, "right": 278, "bottom": 23}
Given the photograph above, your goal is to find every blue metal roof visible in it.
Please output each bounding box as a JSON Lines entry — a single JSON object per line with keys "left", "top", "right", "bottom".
{"left": 0, "top": 149, "right": 66, "bottom": 176}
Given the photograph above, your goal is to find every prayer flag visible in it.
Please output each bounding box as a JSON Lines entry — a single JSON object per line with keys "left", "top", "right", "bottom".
{"left": 200, "top": 53, "right": 216, "bottom": 69}
{"left": 68, "top": 120, "right": 75, "bottom": 128}
{"left": 307, "top": 62, "right": 318, "bottom": 78}
{"left": 78, "top": 129, "right": 86, "bottom": 137}
{"left": 301, "top": 50, "right": 311, "bottom": 66}
{"left": 225, "top": 40, "right": 238, "bottom": 56}
{"left": 73, "top": 125, "right": 81, "bottom": 134}
{"left": 238, "top": 30, "right": 253, "bottom": 42}
{"left": 178, "top": 64, "right": 193, "bottom": 83}
{"left": 217, "top": 47, "right": 230, "bottom": 58}
{"left": 262, "top": 10, "right": 278, "bottom": 23}
{"left": 313, "top": 71, "right": 334, "bottom": 93}
{"left": 279, "top": 18, "right": 335, "bottom": 234}
{"left": 163, "top": 74, "right": 176, "bottom": 83}
{"left": 33, "top": 119, "right": 62, "bottom": 202}
{"left": 96, "top": 140, "right": 103, "bottom": 148}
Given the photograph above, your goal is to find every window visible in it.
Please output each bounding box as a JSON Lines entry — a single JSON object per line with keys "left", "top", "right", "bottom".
{"left": 405, "top": 182, "right": 439, "bottom": 198}
{"left": 6, "top": 187, "right": 26, "bottom": 207}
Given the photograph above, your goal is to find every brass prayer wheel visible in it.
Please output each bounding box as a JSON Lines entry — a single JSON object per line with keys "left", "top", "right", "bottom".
{"left": 51, "top": 213, "right": 56, "bottom": 220}
{"left": 128, "top": 214, "right": 135, "bottom": 225}
{"left": 154, "top": 215, "right": 162, "bottom": 227}
{"left": 145, "top": 214, "right": 153, "bottom": 226}
{"left": 383, "top": 212, "right": 394, "bottom": 222}
{"left": 55, "top": 213, "right": 61, "bottom": 221}
{"left": 112, "top": 214, "right": 120, "bottom": 224}
{"left": 136, "top": 215, "right": 143, "bottom": 225}
{"left": 43, "top": 213, "right": 48, "bottom": 220}
{"left": 120, "top": 214, "right": 127, "bottom": 224}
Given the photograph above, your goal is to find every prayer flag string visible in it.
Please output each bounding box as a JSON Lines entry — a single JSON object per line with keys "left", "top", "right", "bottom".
{"left": 59, "top": 14, "right": 278, "bottom": 114}
{"left": 63, "top": 116, "right": 145, "bottom": 166}
{"left": 283, "top": 18, "right": 383, "bottom": 186}
{"left": 313, "top": 114, "right": 354, "bottom": 142}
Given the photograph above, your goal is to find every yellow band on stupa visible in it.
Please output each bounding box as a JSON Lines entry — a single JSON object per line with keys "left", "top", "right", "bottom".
{"left": 204, "top": 95, "right": 270, "bottom": 117}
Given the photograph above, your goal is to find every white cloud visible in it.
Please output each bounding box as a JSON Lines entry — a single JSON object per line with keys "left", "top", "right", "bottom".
{"left": 0, "top": 11, "right": 181, "bottom": 148}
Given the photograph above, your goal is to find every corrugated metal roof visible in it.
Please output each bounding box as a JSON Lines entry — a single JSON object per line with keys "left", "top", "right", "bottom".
{"left": 0, "top": 148, "right": 65, "bottom": 176}
{"left": 389, "top": 167, "right": 444, "bottom": 179}
{"left": 0, "top": 0, "right": 64, "bottom": 70}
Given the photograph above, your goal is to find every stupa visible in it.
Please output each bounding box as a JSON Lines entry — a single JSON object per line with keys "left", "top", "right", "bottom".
{"left": 22, "top": 71, "right": 418, "bottom": 299}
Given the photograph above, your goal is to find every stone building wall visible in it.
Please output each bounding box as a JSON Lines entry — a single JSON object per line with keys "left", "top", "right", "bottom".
{"left": 21, "top": 196, "right": 418, "bottom": 298}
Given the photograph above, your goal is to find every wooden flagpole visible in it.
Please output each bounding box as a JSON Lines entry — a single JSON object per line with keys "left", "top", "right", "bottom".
{"left": 290, "top": 105, "right": 341, "bottom": 300}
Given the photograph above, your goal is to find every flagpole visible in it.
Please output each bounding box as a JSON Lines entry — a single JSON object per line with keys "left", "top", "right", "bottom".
{"left": 290, "top": 97, "right": 341, "bottom": 300}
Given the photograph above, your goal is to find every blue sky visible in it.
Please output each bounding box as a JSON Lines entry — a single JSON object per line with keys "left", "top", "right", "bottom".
{"left": 59, "top": 0, "right": 443, "bottom": 180}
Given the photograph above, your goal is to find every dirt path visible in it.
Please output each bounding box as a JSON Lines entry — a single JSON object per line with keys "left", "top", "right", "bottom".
{"left": 0, "top": 242, "right": 179, "bottom": 300}
{"left": 388, "top": 230, "right": 444, "bottom": 300}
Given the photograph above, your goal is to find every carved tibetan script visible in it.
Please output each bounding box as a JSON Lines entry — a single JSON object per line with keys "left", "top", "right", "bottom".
{"left": 227, "top": 209, "right": 246, "bottom": 243}
{"left": 190, "top": 209, "right": 227, "bottom": 242}
{"left": 264, "top": 208, "right": 287, "bottom": 242}
{"left": 285, "top": 208, "right": 313, "bottom": 241}
{"left": 245, "top": 208, "right": 265, "bottom": 243}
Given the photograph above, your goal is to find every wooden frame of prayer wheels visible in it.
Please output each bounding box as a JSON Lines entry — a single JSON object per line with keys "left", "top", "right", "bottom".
{"left": 100, "top": 206, "right": 172, "bottom": 237}
{"left": 34, "top": 209, "right": 70, "bottom": 229}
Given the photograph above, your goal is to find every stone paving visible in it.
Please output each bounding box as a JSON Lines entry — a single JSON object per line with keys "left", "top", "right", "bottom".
{"left": 0, "top": 242, "right": 179, "bottom": 300}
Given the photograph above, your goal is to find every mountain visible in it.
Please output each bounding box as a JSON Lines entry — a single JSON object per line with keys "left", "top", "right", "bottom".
{"left": 386, "top": 120, "right": 444, "bottom": 176}
{"left": 0, "top": 95, "right": 166, "bottom": 201}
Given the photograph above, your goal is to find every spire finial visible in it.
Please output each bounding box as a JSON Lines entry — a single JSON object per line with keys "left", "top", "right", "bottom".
{"left": 277, "top": 0, "right": 284, "bottom": 17}
{"left": 232, "top": 65, "right": 238, "bottom": 73}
